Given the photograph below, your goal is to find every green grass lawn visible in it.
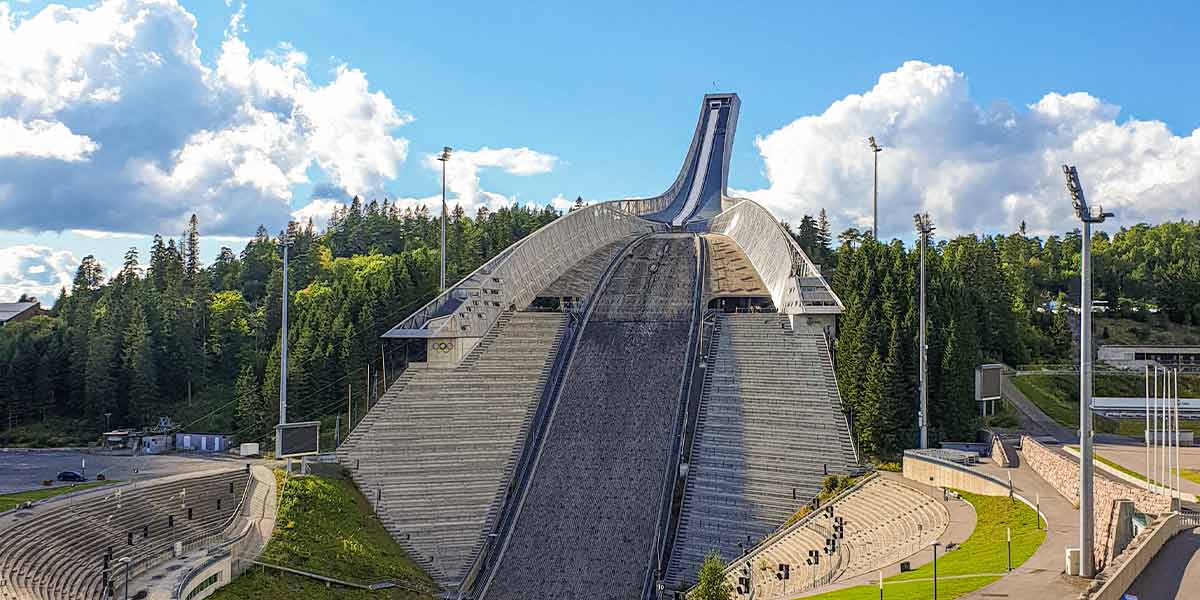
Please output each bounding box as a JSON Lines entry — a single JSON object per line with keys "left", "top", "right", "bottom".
{"left": 1012, "top": 374, "right": 1200, "bottom": 436}
{"left": 1011, "top": 375, "right": 1089, "bottom": 429}
{"left": 210, "top": 468, "right": 436, "bottom": 600}
{"left": 0, "top": 480, "right": 117, "bottom": 512}
{"left": 800, "top": 491, "right": 1045, "bottom": 600}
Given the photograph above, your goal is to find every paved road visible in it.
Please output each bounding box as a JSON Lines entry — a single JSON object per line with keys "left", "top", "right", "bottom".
{"left": 1003, "top": 378, "right": 1076, "bottom": 442}
{"left": 1125, "top": 527, "right": 1200, "bottom": 599}
{"left": 0, "top": 449, "right": 251, "bottom": 495}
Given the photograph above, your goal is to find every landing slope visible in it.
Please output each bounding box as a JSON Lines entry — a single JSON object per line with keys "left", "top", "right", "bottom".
{"left": 483, "top": 235, "right": 699, "bottom": 599}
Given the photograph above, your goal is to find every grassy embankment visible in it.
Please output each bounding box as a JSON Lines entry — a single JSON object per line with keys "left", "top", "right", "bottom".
{"left": 1012, "top": 373, "right": 1200, "bottom": 436}
{"left": 1012, "top": 315, "right": 1200, "bottom": 436}
{"left": 799, "top": 491, "right": 1045, "bottom": 600}
{"left": 0, "top": 480, "right": 118, "bottom": 512}
{"left": 210, "top": 468, "right": 436, "bottom": 600}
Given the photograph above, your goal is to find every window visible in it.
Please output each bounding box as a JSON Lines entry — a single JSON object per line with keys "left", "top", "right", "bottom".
{"left": 185, "top": 573, "right": 220, "bottom": 600}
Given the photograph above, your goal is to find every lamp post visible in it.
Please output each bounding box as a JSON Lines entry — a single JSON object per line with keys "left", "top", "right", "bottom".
{"left": 276, "top": 226, "right": 294, "bottom": 459}
{"left": 437, "top": 146, "right": 452, "bottom": 292}
{"left": 913, "top": 213, "right": 934, "bottom": 449}
{"left": 1007, "top": 527, "right": 1012, "bottom": 571}
{"left": 868, "top": 136, "right": 883, "bottom": 239}
{"left": 931, "top": 542, "right": 939, "bottom": 600}
{"left": 118, "top": 556, "right": 131, "bottom": 600}
{"left": 1063, "top": 164, "right": 1113, "bottom": 579}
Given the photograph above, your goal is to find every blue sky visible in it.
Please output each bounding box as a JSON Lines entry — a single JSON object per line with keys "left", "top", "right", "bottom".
{"left": 2, "top": 0, "right": 1198, "bottom": 302}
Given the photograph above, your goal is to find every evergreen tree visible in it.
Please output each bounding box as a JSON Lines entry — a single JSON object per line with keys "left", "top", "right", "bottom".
{"left": 691, "top": 551, "right": 732, "bottom": 600}
{"left": 234, "top": 365, "right": 266, "bottom": 431}
{"left": 122, "top": 303, "right": 157, "bottom": 426}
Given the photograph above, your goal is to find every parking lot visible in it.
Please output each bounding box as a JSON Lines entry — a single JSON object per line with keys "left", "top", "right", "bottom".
{"left": 0, "top": 449, "right": 257, "bottom": 495}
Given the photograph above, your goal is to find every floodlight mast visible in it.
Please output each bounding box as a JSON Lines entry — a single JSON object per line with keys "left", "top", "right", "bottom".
{"left": 277, "top": 225, "right": 293, "bottom": 459}
{"left": 913, "top": 213, "right": 934, "bottom": 449}
{"left": 868, "top": 137, "right": 884, "bottom": 239}
{"left": 438, "top": 147, "right": 452, "bottom": 292}
{"left": 1064, "top": 164, "right": 1113, "bottom": 579}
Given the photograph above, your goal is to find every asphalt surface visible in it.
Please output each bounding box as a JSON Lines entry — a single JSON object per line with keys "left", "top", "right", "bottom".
{"left": 1125, "top": 527, "right": 1200, "bottom": 599}
{"left": 0, "top": 449, "right": 252, "bottom": 495}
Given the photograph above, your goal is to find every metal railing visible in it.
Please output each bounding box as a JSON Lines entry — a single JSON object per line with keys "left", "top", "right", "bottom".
{"left": 644, "top": 234, "right": 707, "bottom": 600}
{"left": 821, "top": 327, "right": 861, "bottom": 466}
{"left": 101, "top": 469, "right": 255, "bottom": 599}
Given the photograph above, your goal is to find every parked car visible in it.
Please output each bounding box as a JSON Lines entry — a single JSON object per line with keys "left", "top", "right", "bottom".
{"left": 56, "top": 471, "right": 86, "bottom": 482}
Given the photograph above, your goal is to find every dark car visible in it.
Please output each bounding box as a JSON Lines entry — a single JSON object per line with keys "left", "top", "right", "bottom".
{"left": 56, "top": 471, "right": 86, "bottom": 482}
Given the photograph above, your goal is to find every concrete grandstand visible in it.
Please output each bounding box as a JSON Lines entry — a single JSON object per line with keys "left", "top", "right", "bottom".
{"left": 0, "top": 465, "right": 277, "bottom": 600}
{"left": 339, "top": 93, "right": 861, "bottom": 598}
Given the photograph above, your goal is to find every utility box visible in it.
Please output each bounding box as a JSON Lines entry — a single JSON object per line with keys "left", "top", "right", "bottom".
{"left": 1065, "top": 548, "right": 1080, "bottom": 576}
{"left": 239, "top": 443, "right": 260, "bottom": 457}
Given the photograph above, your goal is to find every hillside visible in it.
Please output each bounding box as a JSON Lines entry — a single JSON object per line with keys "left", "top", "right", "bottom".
{"left": 0, "top": 202, "right": 558, "bottom": 447}
{"left": 210, "top": 467, "right": 437, "bottom": 599}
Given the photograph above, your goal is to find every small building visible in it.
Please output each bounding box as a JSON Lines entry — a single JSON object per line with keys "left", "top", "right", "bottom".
{"left": 102, "top": 430, "right": 138, "bottom": 450}
{"left": 1099, "top": 345, "right": 1200, "bottom": 369}
{"left": 176, "top": 432, "right": 232, "bottom": 453}
{"left": 0, "top": 301, "right": 46, "bottom": 326}
{"left": 102, "top": 430, "right": 175, "bottom": 453}
{"left": 141, "top": 434, "right": 174, "bottom": 454}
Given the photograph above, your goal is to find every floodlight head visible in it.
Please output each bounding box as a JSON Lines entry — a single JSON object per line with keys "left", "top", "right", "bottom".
{"left": 868, "top": 136, "right": 883, "bottom": 152}
{"left": 438, "top": 146, "right": 452, "bottom": 161}
{"left": 913, "top": 212, "right": 934, "bottom": 235}
{"left": 1062, "top": 164, "right": 1088, "bottom": 218}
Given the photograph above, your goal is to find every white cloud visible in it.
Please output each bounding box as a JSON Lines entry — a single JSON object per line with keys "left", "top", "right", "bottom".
{"left": 745, "top": 61, "right": 1200, "bottom": 238}
{"left": 421, "top": 146, "right": 559, "bottom": 213}
{"left": 0, "top": 0, "right": 413, "bottom": 235}
{"left": 0, "top": 117, "right": 98, "bottom": 161}
{"left": 0, "top": 244, "right": 79, "bottom": 303}
{"left": 68, "top": 229, "right": 145, "bottom": 239}
{"left": 291, "top": 198, "right": 342, "bottom": 230}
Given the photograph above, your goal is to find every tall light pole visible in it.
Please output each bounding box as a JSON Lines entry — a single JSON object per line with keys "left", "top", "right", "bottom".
{"left": 1063, "top": 164, "right": 1112, "bottom": 579}
{"left": 276, "top": 225, "right": 293, "bottom": 459}
{"left": 868, "top": 136, "right": 883, "bottom": 239}
{"left": 437, "top": 146, "right": 452, "bottom": 291}
{"left": 914, "top": 213, "right": 935, "bottom": 449}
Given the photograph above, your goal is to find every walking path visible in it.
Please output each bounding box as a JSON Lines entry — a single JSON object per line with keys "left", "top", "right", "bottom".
{"left": 1125, "top": 526, "right": 1200, "bottom": 599}
{"left": 960, "top": 456, "right": 1090, "bottom": 599}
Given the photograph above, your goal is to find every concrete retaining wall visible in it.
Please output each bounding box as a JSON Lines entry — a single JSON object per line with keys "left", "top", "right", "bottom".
{"left": 1084, "top": 513, "right": 1181, "bottom": 600}
{"left": 177, "top": 555, "right": 232, "bottom": 600}
{"left": 902, "top": 451, "right": 1010, "bottom": 496}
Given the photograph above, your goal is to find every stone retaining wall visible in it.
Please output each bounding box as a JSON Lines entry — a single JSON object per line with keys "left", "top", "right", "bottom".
{"left": 1021, "top": 436, "right": 1171, "bottom": 570}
